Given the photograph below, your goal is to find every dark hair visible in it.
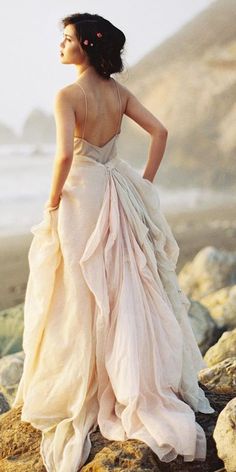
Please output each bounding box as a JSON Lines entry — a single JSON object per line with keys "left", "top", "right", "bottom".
{"left": 60, "top": 12, "right": 126, "bottom": 80}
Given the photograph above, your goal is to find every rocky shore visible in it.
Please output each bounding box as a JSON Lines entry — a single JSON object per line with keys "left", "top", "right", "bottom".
{"left": 0, "top": 220, "right": 235, "bottom": 471}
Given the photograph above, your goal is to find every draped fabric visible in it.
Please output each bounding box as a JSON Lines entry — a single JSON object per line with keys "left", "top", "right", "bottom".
{"left": 13, "top": 135, "right": 214, "bottom": 472}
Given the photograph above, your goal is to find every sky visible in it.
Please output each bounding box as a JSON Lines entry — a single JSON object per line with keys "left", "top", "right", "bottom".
{"left": 0, "top": 0, "right": 213, "bottom": 135}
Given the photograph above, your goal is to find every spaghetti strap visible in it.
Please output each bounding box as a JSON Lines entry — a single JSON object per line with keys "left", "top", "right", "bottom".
{"left": 74, "top": 82, "right": 88, "bottom": 139}
{"left": 112, "top": 78, "right": 122, "bottom": 134}
{"left": 74, "top": 78, "right": 121, "bottom": 140}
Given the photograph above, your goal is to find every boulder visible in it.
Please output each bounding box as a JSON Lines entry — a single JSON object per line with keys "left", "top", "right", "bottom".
{"left": 204, "top": 329, "right": 236, "bottom": 367}
{"left": 188, "top": 300, "right": 218, "bottom": 355}
{"left": 199, "top": 357, "right": 236, "bottom": 394}
{"left": 178, "top": 246, "right": 236, "bottom": 299}
{"left": 0, "top": 392, "right": 10, "bottom": 416}
{"left": 213, "top": 397, "right": 236, "bottom": 472}
{"left": 0, "top": 351, "right": 24, "bottom": 406}
{"left": 0, "top": 304, "right": 24, "bottom": 358}
{"left": 200, "top": 285, "right": 236, "bottom": 329}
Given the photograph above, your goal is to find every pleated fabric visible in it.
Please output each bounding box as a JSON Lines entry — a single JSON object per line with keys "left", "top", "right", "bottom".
{"left": 13, "top": 135, "right": 214, "bottom": 472}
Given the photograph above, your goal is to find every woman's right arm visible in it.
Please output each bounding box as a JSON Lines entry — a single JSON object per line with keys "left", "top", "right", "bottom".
{"left": 123, "top": 86, "right": 168, "bottom": 182}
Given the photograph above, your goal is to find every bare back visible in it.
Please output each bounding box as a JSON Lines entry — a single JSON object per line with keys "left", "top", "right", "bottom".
{"left": 72, "top": 78, "right": 125, "bottom": 147}
{"left": 53, "top": 75, "right": 167, "bottom": 168}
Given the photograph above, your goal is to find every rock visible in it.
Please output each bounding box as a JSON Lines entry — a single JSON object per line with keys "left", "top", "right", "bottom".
{"left": 0, "top": 351, "right": 24, "bottom": 406}
{"left": 188, "top": 300, "right": 219, "bottom": 355}
{"left": 204, "top": 329, "right": 236, "bottom": 367}
{"left": 0, "top": 405, "right": 43, "bottom": 471}
{"left": 82, "top": 439, "right": 161, "bottom": 471}
{"left": 0, "top": 388, "right": 234, "bottom": 472}
{"left": 200, "top": 285, "right": 236, "bottom": 329}
{"left": 213, "top": 397, "right": 236, "bottom": 472}
{"left": 0, "top": 304, "right": 24, "bottom": 358}
{"left": 0, "top": 406, "right": 162, "bottom": 472}
{"left": 199, "top": 357, "right": 236, "bottom": 394}
{"left": 21, "top": 108, "right": 55, "bottom": 145}
{"left": 0, "top": 392, "right": 10, "bottom": 415}
{"left": 178, "top": 246, "right": 236, "bottom": 299}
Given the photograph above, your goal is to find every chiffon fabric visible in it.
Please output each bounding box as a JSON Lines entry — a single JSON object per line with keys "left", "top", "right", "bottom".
{"left": 13, "top": 78, "right": 214, "bottom": 472}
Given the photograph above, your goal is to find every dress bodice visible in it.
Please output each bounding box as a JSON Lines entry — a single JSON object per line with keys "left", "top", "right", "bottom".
{"left": 73, "top": 133, "right": 120, "bottom": 164}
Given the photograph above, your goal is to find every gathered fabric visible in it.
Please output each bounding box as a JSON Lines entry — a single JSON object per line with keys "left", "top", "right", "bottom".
{"left": 13, "top": 78, "right": 214, "bottom": 472}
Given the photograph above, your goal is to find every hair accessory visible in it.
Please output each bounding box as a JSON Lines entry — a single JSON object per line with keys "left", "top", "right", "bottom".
{"left": 83, "top": 31, "right": 102, "bottom": 48}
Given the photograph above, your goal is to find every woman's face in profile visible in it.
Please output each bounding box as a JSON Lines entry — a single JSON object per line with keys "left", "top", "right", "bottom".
{"left": 60, "top": 24, "right": 86, "bottom": 65}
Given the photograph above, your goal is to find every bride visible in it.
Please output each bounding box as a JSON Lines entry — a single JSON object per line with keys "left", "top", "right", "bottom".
{"left": 12, "top": 11, "right": 214, "bottom": 472}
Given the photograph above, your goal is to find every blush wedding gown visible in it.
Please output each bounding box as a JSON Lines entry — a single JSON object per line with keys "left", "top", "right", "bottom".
{"left": 12, "top": 77, "right": 214, "bottom": 471}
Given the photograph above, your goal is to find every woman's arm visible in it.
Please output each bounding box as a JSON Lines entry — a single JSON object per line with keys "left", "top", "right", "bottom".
{"left": 123, "top": 86, "right": 168, "bottom": 182}
{"left": 45, "top": 88, "right": 75, "bottom": 209}
{"left": 142, "top": 128, "right": 168, "bottom": 182}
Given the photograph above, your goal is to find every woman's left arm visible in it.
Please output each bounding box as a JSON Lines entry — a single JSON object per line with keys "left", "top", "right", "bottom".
{"left": 45, "top": 88, "right": 75, "bottom": 210}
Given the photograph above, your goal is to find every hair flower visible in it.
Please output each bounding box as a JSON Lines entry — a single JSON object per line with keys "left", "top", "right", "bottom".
{"left": 83, "top": 39, "right": 89, "bottom": 45}
{"left": 96, "top": 32, "right": 103, "bottom": 38}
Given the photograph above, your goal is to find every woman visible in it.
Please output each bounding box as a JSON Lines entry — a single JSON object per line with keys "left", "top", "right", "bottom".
{"left": 12, "top": 12, "right": 214, "bottom": 472}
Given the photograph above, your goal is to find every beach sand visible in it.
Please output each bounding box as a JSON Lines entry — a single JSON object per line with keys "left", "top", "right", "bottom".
{"left": 1, "top": 203, "right": 235, "bottom": 311}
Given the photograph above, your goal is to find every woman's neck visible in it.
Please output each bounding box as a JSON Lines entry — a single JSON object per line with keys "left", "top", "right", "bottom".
{"left": 75, "top": 65, "right": 100, "bottom": 82}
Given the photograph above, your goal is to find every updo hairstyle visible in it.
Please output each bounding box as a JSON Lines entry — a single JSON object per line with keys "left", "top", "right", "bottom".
{"left": 60, "top": 12, "right": 126, "bottom": 79}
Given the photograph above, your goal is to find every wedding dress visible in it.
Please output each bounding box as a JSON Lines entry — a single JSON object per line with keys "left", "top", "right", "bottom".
{"left": 12, "top": 77, "right": 214, "bottom": 472}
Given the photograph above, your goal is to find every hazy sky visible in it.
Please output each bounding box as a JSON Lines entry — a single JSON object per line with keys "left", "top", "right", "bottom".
{"left": 1, "top": 0, "right": 213, "bottom": 134}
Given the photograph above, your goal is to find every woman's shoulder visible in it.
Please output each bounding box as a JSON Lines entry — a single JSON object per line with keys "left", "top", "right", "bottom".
{"left": 112, "top": 78, "right": 137, "bottom": 114}
{"left": 53, "top": 82, "right": 86, "bottom": 111}
{"left": 53, "top": 78, "right": 136, "bottom": 115}
{"left": 113, "top": 78, "right": 135, "bottom": 97}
